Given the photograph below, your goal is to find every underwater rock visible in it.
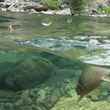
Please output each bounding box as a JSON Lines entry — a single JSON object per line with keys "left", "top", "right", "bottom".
{"left": 0, "top": 51, "right": 87, "bottom": 110}
{"left": 76, "top": 66, "right": 110, "bottom": 101}
{"left": 0, "top": 56, "right": 54, "bottom": 91}
{"left": 40, "top": 52, "right": 84, "bottom": 69}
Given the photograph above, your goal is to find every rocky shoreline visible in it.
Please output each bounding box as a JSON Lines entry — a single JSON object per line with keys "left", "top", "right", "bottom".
{"left": 0, "top": 0, "right": 110, "bottom": 16}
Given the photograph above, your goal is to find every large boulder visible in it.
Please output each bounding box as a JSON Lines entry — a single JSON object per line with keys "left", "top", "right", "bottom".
{"left": 0, "top": 54, "right": 54, "bottom": 91}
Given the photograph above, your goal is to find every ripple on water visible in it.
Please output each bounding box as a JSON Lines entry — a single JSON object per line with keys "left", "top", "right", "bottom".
{"left": 14, "top": 36, "right": 110, "bottom": 66}
{"left": 80, "top": 51, "right": 110, "bottom": 66}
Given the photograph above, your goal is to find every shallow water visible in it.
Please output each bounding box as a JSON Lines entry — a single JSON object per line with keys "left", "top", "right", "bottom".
{"left": 1, "top": 13, "right": 110, "bottom": 37}
{"left": 0, "top": 12, "right": 110, "bottom": 110}
{"left": 1, "top": 12, "right": 110, "bottom": 65}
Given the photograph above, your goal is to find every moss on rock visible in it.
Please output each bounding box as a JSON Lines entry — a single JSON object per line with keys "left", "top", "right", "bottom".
{"left": 0, "top": 52, "right": 54, "bottom": 91}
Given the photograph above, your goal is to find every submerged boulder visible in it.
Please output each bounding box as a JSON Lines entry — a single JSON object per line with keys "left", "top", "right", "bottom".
{"left": 0, "top": 56, "right": 54, "bottom": 91}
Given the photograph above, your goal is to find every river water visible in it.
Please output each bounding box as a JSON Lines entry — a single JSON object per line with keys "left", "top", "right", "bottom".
{"left": 0, "top": 12, "right": 110, "bottom": 110}
{"left": 0, "top": 12, "right": 110, "bottom": 66}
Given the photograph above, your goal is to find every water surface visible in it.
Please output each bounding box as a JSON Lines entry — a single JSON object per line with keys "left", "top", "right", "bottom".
{"left": 1, "top": 13, "right": 110, "bottom": 65}
{"left": 0, "top": 12, "right": 110, "bottom": 110}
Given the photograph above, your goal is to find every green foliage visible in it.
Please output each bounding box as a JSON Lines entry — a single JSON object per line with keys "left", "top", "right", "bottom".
{"left": 41, "top": 0, "right": 61, "bottom": 9}
{"left": 69, "top": 0, "right": 86, "bottom": 14}
{"left": 98, "top": 6, "right": 110, "bottom": 14}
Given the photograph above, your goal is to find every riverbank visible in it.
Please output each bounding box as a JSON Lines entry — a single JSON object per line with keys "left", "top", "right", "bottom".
{"left": 0, "top": 0, "right": 110, "bottom": 17}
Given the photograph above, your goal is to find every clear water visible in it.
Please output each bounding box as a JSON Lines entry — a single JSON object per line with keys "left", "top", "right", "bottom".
{"left": 1, "top": 12, "right": 110, "bottom": 65}
{"left": 0, "top": 12, "right": 110, "bottom": 110}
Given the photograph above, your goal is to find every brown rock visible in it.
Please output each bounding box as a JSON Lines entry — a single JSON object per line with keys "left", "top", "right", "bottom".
{"left": 76, "top": 66, "right": 110, "bottom": 101}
